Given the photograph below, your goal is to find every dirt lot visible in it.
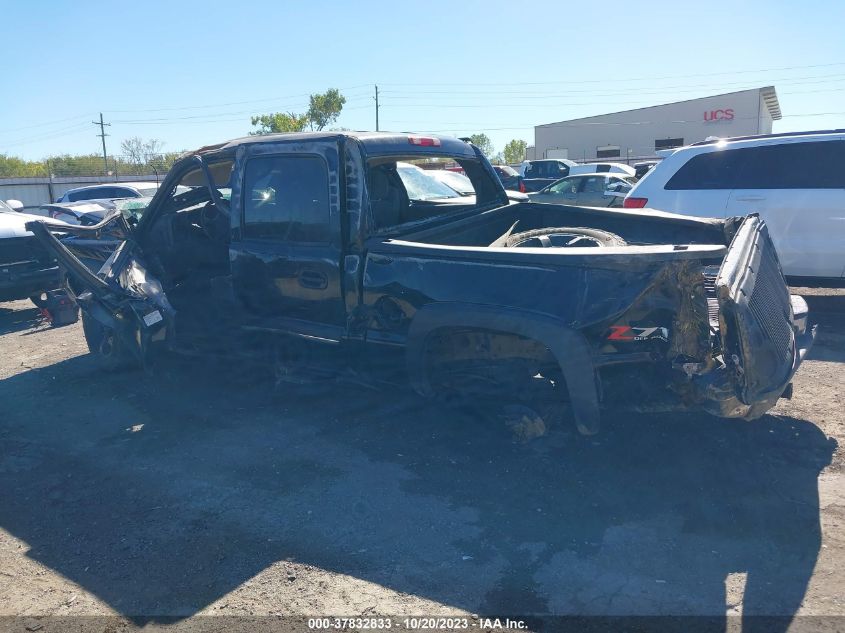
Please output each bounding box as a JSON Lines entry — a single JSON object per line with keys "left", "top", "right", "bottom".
{"left": 1, "top": 289, "right": 843, "bottom": 630}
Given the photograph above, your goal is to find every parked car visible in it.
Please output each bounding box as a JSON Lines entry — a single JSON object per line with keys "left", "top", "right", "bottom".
{"left": 394, "top": 162, "right": 464, "bottom": 201}
{"left": 36, "top": 201, "right": 114, "bottom": 226}
{"left": 426, "top": 168, "right": 475, "bottom": 196}
{"left": 491, "top": 165, "right": 520, "bottom": 190}
{"left": 528, "top": 174, "right": 634, "bottom": 207}
{"left": 520, "top": 159, "right": 576, "bottom": 192}
{"left": 567, "top": 162, "right": 636, "bottom": 178}
{"left": 634, "top": 160, "right": 660, "bottom": 180}
{"left": 406, "top": 165, "right": 527, "bottom": 202}
{"left": 0, "top": 199, "right": 64, "bottom": 303}
{"left": 28, "top": 131, "right": 812, "bottom": 435}
{"left": 55, "top": 181, "right": 162, "bottom": 203}
{"left": 623, "top": 130, "right": 845, "bottom": 279}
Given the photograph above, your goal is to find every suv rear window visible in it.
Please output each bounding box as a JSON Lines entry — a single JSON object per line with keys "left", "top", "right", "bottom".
{"left": 666, "top": 140, "right": 845, "bottom": 190}
{"left": 525, "top": 161, "right": 568, "bottom": 178}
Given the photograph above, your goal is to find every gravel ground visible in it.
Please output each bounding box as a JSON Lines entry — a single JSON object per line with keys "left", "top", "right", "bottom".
{"left": 0, "top": 288, "right": 843, "bottom": 630}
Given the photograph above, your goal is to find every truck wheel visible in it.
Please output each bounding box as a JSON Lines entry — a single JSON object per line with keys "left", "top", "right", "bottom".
{"left": 505, "top": 227, "right": 626, "bottom": 248}
{"left": 81, "top": 311, "right": 134, "bottom": 370}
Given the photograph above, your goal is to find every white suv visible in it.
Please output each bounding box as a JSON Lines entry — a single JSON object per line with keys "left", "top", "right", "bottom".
{"left": 623, "top": 131, "right": 845, "bottom": 279}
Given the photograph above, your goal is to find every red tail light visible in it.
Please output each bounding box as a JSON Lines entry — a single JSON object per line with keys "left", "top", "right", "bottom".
{"left": 519, "top": 180, "right": 526, "bottom": 193}
{"left": 623, "top": 197, "right": 648, "bottom": 209}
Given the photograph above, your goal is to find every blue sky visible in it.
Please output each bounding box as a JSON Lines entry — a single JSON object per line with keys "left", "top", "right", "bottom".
{"left": 3, "top": 0, "right": 845, "bottom": 160}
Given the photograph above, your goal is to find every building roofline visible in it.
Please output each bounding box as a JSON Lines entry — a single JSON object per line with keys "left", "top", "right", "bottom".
{"left": 536, "top": 86, "right": 782, "bottom": 128}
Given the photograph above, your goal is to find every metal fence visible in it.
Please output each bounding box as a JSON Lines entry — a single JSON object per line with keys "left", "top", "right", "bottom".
{"left": 0, "top": 152, "right": 180, "bottom": 208}
{"left": 0, "top": 174, "right": 167, "bottom": 209}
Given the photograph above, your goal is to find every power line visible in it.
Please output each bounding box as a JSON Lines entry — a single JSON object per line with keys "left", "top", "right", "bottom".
{"left": 109, "top": 96, "right": 373, "bottom": 124}
{"left": 104, "top": 84, "right": 374, "bottom": 114}
{"left": 379, "top": 72, "right": 845, "bottom": 99}
{"left": 0, "top": 122, "right": 92, "bottom": 148}
{"left": 379, "top": 61, "right": 845, "bottom": 87}
{"left": 0, "top": 114, "right": 93, "bottom": 138}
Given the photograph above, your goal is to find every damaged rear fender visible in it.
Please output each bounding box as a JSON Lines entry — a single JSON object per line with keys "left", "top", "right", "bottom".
{"left": 405, "top": 302, "right": 601, "bottom": 435}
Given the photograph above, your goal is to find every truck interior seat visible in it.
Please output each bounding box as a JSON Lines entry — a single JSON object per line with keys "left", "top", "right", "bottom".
{"left": 369, "top": 164, "right": 408, "bottom": 228}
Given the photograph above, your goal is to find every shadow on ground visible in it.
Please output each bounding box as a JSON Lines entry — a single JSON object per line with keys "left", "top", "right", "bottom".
{"left": 0, "top": 349, "right": 836, "bottom": 630}
{"left": 0, "top": 303, "right": 45, "bottom": 335}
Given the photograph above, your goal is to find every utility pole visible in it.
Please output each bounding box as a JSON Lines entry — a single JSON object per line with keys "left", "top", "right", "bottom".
{"left": 92, "top": 113, "right": 111, "bottom": 178}
{"left": 374, "top": 85, "right": 380, "bottom": 131}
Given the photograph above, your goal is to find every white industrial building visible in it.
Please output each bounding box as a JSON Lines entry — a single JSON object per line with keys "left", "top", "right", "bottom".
{"left": 528, "top": 86, "right": 782, "bottom": 162}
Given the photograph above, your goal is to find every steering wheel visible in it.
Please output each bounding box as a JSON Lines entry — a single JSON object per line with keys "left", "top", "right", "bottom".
{"left": 199, "top": 198, "right": 229, "bottom": 241}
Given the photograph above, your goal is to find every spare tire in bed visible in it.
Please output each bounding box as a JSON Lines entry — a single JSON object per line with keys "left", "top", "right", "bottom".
{"left": 504, "top": 227, "right": 627, "bottom": 248}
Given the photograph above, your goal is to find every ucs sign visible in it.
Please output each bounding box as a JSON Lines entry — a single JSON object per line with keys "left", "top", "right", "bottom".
{"left": 704, "top": 108, "right": 734, "bottom": 122}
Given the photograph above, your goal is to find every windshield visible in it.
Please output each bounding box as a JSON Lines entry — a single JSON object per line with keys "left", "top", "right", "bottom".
{"left": 114, "top": 196, "right": 154, "bottom": 222}
{"left": 396, "top": 164, "right": 460, "bottom": 201}
{"left": 0, "top": 199, "right": 13, "bottom": 213}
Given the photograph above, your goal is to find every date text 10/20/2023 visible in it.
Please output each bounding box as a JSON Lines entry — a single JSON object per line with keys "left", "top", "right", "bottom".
{"left": 307, "top": 617, "right": 528, "bottom": 630}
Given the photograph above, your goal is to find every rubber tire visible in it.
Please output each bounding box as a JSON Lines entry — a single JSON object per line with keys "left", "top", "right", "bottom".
{"left": 505, "top": 227, "right": 627, "bottom": 248}
{"left": 81, "top": 311, "right": 134, "bottom": 370}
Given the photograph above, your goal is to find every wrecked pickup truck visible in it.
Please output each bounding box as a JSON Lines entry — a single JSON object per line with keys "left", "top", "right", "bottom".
{"left": 27, "top": 131, "right": 814, "bottom": 434}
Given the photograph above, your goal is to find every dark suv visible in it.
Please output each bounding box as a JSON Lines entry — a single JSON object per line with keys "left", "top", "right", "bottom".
{"left": 521, "top": 159, "right": 576, "bottom": 192}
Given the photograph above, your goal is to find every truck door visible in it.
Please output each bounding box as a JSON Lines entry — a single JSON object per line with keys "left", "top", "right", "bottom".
{"left": 231, "top": 143, "right": 346, "bottom": 340}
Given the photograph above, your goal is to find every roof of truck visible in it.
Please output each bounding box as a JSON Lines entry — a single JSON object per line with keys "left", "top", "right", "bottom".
{"left": 193, "top": 131, "right": 477, "bottom": 158}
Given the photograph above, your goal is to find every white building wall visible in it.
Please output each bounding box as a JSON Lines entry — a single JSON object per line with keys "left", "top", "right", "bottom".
{"left": 534, "top": 88, "right": 779, "bottom": 162}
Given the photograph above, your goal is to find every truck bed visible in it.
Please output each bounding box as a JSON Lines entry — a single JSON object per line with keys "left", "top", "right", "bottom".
{"left": 389, "top": 202, "right": 736, "bottom": 252}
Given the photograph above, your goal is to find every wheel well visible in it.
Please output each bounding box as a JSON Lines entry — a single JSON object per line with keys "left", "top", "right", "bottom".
{"left": 421, "top": 327, "right": 563, "bottom": 396}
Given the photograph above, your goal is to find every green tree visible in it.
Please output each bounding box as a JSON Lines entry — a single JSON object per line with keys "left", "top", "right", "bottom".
{"left": 468, "top": 133, "right": 495, "bottom": 158}
{"left": 250, "top": 111, "right": 310, "bottom": 134}
{"left": 0, "top": 154, "right": 45, "bottom": 177}
{"left": 250, "top": 88, "right": 347, "bottom": 135}
{"left": 44, "top": 154, "right": 104, "bottom": 177}
{"left": 306, "top": 88, "right": 347, "bottom": 131}
{"left": 503, "top": 139, "right": 528, "bottom": 164}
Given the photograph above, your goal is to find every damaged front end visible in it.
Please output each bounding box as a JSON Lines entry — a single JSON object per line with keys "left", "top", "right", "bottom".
{"left": 26, "top": 218, "right": 174, "bottom": 368}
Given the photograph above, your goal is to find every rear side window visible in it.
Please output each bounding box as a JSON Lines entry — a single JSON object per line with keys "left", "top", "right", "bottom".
{"left": 665, "top": 150, "right": 746, "bottom": 190}
{"left": 67, "top": 188, "right": 99, "bottom": 202}
{"left": 737, "top": 141, "right": 845, "bottom": 189}
{"left": 666, "top": 140, "right": 845, "bottom": 190}
{"left": 243, "top": 155, "right": 331, "bottom": 242}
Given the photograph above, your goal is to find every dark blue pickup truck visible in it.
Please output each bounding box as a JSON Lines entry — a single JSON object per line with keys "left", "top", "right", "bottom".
{"left": 28, "top": 131, "right": 813, "bottom": 434}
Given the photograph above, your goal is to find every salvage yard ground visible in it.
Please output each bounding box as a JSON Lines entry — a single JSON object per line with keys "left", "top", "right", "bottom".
{"left": 0, "top": 288, "right": 843, "bottom": 625}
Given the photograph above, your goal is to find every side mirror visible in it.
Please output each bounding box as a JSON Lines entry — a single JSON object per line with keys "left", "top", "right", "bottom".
{"left": 5, "top": 199, "right": 24, "bottom": 211}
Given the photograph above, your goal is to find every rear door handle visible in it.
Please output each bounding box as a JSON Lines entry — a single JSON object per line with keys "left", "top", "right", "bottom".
{"left": 735, "top": 195, "right": 766, "bottom": 202}
{"left": 299, "top": 270, "right": 328, "bottom": 290}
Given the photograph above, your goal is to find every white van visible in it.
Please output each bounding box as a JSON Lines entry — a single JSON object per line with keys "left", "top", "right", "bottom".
{"left": 568, "top": 162, "right": 636, "bottom": 178}
{"left": 624, "top": 131, "right": 845, "bottom": 278}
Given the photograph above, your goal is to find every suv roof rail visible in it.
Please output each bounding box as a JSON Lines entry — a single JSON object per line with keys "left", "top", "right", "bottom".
{"left": 690, "top": 128, "right": 845, "bottom": 147}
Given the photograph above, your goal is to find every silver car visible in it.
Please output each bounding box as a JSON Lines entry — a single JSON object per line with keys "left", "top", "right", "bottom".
{"left": 528, "top": 173, "right": 633, "bottom": 207}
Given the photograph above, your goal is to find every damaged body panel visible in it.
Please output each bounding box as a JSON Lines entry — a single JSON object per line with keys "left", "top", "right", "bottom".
{"left": 26, "top": 131, "right": 812, "bottom": 434}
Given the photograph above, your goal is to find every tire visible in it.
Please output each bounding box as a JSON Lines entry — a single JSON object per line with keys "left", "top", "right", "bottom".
{"left": 505, "top": 227, "right": 627, "bottom": 248}
{"left": 81, "top": 311, "right": 134, "bottom": 370}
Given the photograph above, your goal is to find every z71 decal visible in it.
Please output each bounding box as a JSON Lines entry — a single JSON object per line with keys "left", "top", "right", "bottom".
{"left": 607, "top": 326, "right": 669, "bottom": 342}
